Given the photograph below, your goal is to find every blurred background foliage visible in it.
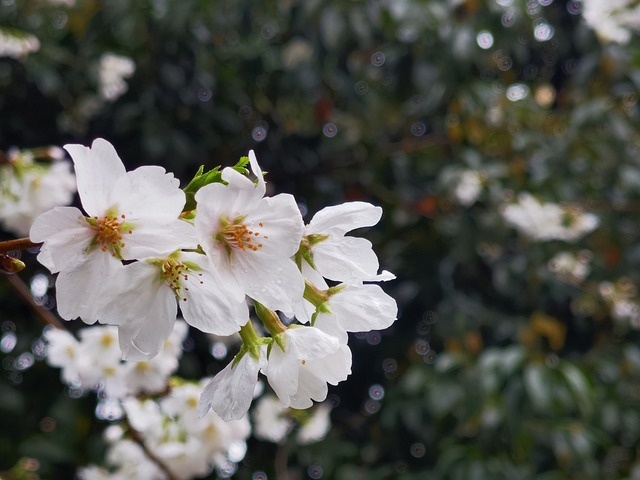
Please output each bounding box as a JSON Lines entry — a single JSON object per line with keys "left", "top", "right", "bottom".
{"left": 3, "top": 0, "right": 640, "bottom": 478}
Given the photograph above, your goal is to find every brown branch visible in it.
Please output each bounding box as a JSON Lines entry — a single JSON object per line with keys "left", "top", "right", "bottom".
{"left": 0, "top": 237, "right": 42, "bottom": 254}
{"left": 127, "top": 423, "right": 180, "bottom": 480}
{"left": 3, "top": 273, "right": 64, "bottom": 330}
{"left": 275, "top": 442, "right": 290, "bottom": 480}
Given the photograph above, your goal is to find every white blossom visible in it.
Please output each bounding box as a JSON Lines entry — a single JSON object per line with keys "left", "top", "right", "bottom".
{"left": 0, "top": 28, "right": 39, "bottom": 59}
{"left": 501, "top": 192, "right": 598, "bottom": 242}
{"left": 100, "top": 251, "right": 247, "bottom": 360}
{"left": 311, "top": 283, "right": 398, "bottom": 344}
{"left": 297, "top": 402, "right": 331, "bottom": 445}
{"left": 581, "top": 0, "right": 640, "bottom": 44}
{"left": 547, "top": 251, "right": 591, "bottom": 283}
{"left": 454, "top": 170, "right": 484, "bottom": 206}
{"left": 264, "top": 326, "right": 351, "bottom": 409}
{"left": 302, "top": 201, "right": 385, "bottom": 282}
{"left": 98, "top": 53, "right": 136, "bottom": 101}
{"left": 194, "top": 150, "right": 305, "bottom": 315}
{"left": 43, "top": 327, "right": 82, "bottom": 385}
{"left": 253, "top": 394, "right": 293, "bottom": 442}
{"left": 0, "top": 149, "right": 76, "bottom": 237}
{"left": 199, "top": 344, "right": 268, "bottom": 421}
{"left": 30, "top": 138, "right": 196, "bottom": 324}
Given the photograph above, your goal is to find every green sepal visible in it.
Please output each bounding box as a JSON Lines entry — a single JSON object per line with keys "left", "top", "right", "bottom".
{"left": 183, "top": 165, "right": 222, "bottom": 211}
{"left": 253, "top": 300, "right": 287, "bottom": 335}
{"left": 307, "top": 233, "right": 330, "bottom": 245}
{"left": 236, "top": 320, "right": 272, "bottom": 366}
{"left": 303, "top": 280, "right": 330, "bottom": 306}
{"left": 273, "top": 332, "right": 287, "bottom": 352}
{"left": 182, "top": 156, "right": 251, "bottom": 212}
{"left": 327, "top": 284, "right": 347, "bottom": 297}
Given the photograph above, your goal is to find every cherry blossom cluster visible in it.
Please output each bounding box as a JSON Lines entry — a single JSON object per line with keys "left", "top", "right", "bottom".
{"left": 0, "top": 146, "right": 76, "bottom": 237}
{"left": 0, "top": 27, "right": 40, "bottom": 59}
{"left": 78, "top": 382, "right": 250, "bottom": 480}
{"left": 253, "top": 394, "right": 331, "bottom": 445}
{"left": 30, "top": 138, "right": 397, "bottom": 422}
{"left": 44, "top": 321, "right": 188, "bottom": 398}
{"left": 500, "top": 192, "right": 599, "bottom": 242}
{"left": 581, "top": 0, "right": 640, "bottom": 44}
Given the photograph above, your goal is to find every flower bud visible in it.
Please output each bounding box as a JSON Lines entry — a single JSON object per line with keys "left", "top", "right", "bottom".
{"left": 0, "top": 254, "right": 25, "bottom": 273}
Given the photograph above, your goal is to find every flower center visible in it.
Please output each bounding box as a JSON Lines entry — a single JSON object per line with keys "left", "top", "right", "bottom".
{"left": 87, "top": 213, "right": 132, "bottom": 259}
{"left": 161, "top": 259, "right": 203, "bottom": 302}
{"left": 217, "top": 216, "right": 268, "bottom": 255}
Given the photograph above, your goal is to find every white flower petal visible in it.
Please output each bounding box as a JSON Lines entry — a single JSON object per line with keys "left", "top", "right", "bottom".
{"left": 329, "top": 284, "right": 398, "bottom": 333}
{"left": 288, "top": 372, "right": 327, "bottom": 409}
{"left": 285, "top": 326, "right": 340, "bottom": 360}
{"left": 249, "top": 194, "right": 304, "bottom": 257}
{"left": 113, "top": 166, "right": 185, "bottom": 222}
{"left": 64, "top": 139, "right": 126, "bottom": 216}
{"left": 313, "top": 312, "right": 348, "bottom": 344}
{"left": 199, "top": 348, "right": 265, "bottom": 421}
{"left": 124, "top": 219, "right": 198, "bottom": 260}
{"left": 313, "top": 236, "right": 380, "bottom": 281}
{"left": 30, "top": 206, "right": 93, "bottom": 273}
{"left": 117, "top": 288, "right": 177, "bottom": 361}
{"left": 265, "top": 344, "right": 300, "bottom": 404}
{"left": 55, "top": 251, "right": 122, "bottom": 322}
{"left": 179, "top": 252, "right": 249, "bottom": 335}
{"left": 306, "top": 344, "right": 351, "bottom": 385}
{"left": 233, "top": 255, "right": 304, "bottom": 316}
{"left": 308, "top": 202, "right": 381, "bottom": 236}
{"left": 248, "top": 150, "right": 266, "bottom": 198}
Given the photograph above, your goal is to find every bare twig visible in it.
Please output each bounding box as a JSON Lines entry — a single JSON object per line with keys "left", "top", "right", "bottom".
{"left": 127, "top": 423, "right": 180, "bottom": 480}
{"left": 275, "top": 442, "right": 290, "bottom": 480}
{"left": 3, "top": 273, "right": 64, "bottom": 330}
{"left": 0, "top": 237, "right": 42, "bottom": 254}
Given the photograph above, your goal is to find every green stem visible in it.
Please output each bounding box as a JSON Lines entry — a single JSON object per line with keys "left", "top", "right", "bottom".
{"left": 253, "top": 301, "right": 286, "bottom": 336}
{"left": 303, "top": 279, "right": 329, "bottom": 306}
{"left": 238, "top": 320, "right": 261, "bottom": 345}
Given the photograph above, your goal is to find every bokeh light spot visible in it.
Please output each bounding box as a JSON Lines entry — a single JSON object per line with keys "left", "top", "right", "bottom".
{"left": 0, "top": 332, "right": 16, "bottom": 353}
{"left": 476, "top": 31, "right": 494, "bottom": 49}
{"left": 308, "top": 464, "right": 323, "bottom": 479}
{"left": 322, "top": 123, "right": 337, "bottom": 138}
{"left": 371, "top": 52, "right": 385, "bottom": 66}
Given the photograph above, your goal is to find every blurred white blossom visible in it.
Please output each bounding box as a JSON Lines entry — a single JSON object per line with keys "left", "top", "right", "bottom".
{"left": 501, "top": 192, "right": 598, "bottom": 242}
{"left": 581, "top": 0, "right": 640, "bottom": 44}
{"left": 297, "top": 402, "right": 331, "bottom": 444}
{"left": 0, "top": 28, "right": 39, "bottom": 59}
{"left": 454, "top": 170, "right": 484, "bottom": 207}
{"left": 253, "top": 394, "right": 331, "bottom": 445}
{"left": 44, "top": 321, "right": 189, "bottom": 397}
{"left": 253, "top": 395, "right": 293, "bottom": 442}
{"left": 547, "top": 251, "right": 592, "bottom": 283}
{"left": 599, "top": 279, "right": 640, "bottom": 326}
{"left": 98, "top": 53, "right": 136, "bottom": 101}
{"left": 0, "top": 148, "right": 76, "bottom": 237}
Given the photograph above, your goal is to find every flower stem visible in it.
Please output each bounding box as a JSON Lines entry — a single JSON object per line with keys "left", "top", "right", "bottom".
{"left": 0, "top": 237, "right": 42, "bottom": 254}
{"left": 253, "top": 301, "right": 286, "bottom": 336}
{"left": 303, "top": 279, "right": 329, "bottom": 306}
{"left": 238, "top": 320, "right": 261, "bottom": 345}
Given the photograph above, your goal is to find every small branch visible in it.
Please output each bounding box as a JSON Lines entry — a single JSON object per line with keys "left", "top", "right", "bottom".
{"left": 127, "top": 424, "right": 180, "bottom": 480}
{"left": 3, "top": 274, "right": 64, "bottom": 330}
{"left": 0, "top": 237, "right": 42, "bottom": 254}
{"left": 275, "top": 442, "right": 290, "bottom": 480}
